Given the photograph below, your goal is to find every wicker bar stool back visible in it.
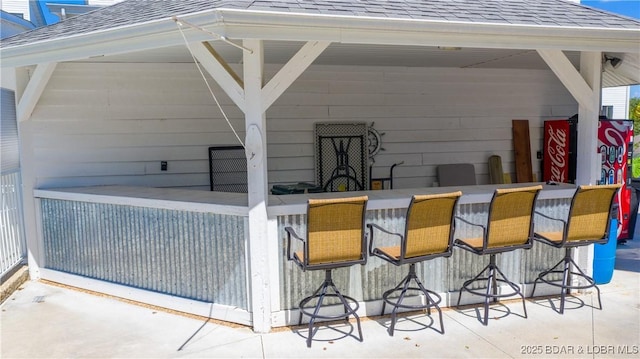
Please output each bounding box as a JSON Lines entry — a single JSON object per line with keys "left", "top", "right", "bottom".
{"left": 368, "top": 191, "right": 462, "bottom": 336}
{"left": 454, "top": 185, "right": 542, "bottom": 325}
{"left": 285, "top": 196, "right": 368, "bottom": 347}
{"left": 532, "top": 184, "right": 620, "bottom": 314}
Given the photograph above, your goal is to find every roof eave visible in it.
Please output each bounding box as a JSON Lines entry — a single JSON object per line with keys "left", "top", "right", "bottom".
{"left": 0, "top": 9, "right": 224, "bottom": 68}
{"left": 1, "top": 8, "right": 639, "bottom": 68}
{"left": 219, "top": 9, "right": 640, "bottom": 50}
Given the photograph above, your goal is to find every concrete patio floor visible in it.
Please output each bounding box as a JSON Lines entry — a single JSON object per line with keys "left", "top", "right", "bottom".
{"left": 1, "top": 238, "right": 638, "bottom": 359}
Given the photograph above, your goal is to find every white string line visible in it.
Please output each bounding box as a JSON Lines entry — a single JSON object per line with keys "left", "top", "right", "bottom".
{"left": 174, "top": 19, "right": 245, "bottom": 148}
{"left": 171, "top": 16, "right": 253, "bottom": 54}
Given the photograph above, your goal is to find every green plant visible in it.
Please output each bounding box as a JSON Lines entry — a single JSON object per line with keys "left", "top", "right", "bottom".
{"left": 630, "top": 97, "right": 640, "bottom": 135}
{"left": 633, "top": 156, "right": 640, "bottom": 178}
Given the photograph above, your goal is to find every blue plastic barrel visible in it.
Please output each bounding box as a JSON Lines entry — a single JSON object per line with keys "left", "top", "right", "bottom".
{"left": 593, "top": 218, "right": 618, "bottom": 284}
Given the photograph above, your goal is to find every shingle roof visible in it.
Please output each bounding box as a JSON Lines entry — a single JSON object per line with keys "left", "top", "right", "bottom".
{"left": 2, "top": 0, "right": 640, "bottom": 49}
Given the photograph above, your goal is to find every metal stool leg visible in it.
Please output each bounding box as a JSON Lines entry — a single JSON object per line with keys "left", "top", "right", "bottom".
{"left": 458, "top": 254, "right": 526, "bottom": 325}
{"left": 332, "top": 285, "right": 363, "bottom": 342}
{"left": 457, "top": 262, "right": 493, "bottom": 308}
{"left": 381, "top": 271, "right": 410, "bottom": 317}
{"left": 299, "top": 275, "right": 329, "bottom": 325}
{"left": 299, "top": 270, "right": 362, "bottom": 347}
{"left": 534, "top": 247, "right": 603, "bottom": 314}
{"left": 388, "top": 273, "right": 412, "bottom": 336}
{"left": 567, "top": 252, "right": 603, "bottom": 311}
{"left": 483, "top": 263, "right": 495, "bottom": 326}
{"left": 306, "top": 279, "right": 330, "bottom": 347}
{"left": 559, "top": 252, "right": 571, "bottom": 314}
{"left": 423, "top": 290, "right": 445, "bottom": 334}
{"left": 382, "top": 263, "right": 444, "bottom": 336}
{"left": 532, "top": 255, "right": 566, "bottom": 298}
{"left": 494, "top": 263, "right": 527, "bottom": 319}
{"left": 413, "top": 267, "right": 444, "bottom": 334}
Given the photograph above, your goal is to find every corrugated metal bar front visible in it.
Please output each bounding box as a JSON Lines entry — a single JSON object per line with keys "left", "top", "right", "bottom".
{"left": 449, "top": 200, "right": 568, "bottom": 291}
{"left": 449, "top": 202, "right": 491, "bottom": 292}
{"left": 278, "top": 212, "right": 346, "bottom": 310}
{"left": 277, "top": 197, "right": 572, "bottom": 310}
{"left": 41, "top": 199, "right": 248, "bottom": 310}
{"left": 278, "top": 207, "right": 448, "bottom": 310}
{"left": 522, "top": 198, "right": 572, "bottom": 283}
{"left": 362, "top": 208, "right": 449, "bottom": 300}
{"left": 278, "top": 209, "right": 413, "bottom": 310}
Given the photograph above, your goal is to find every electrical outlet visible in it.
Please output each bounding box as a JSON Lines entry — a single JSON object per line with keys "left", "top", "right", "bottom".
{"left": 161, "top": 161, "right": 168, "bottom": 171}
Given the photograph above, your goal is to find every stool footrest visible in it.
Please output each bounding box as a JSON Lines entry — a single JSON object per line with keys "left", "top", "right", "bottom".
{"left": 382, "top": 287, "right": 442, "bottom": 311}
{"left": 298, "top": 270, "right": 363, "bottom": 348}
{"left": 461, "top": 277, "right": 523, "bottom": 299}
{"left": 535, "top": 270, "right": 596, "bottom": 290}
{"left": 380, "top": 267, "right": 445, "bottom": 336}
{"left": 299, "top": 293, "right": 360, "bottom": 321}
{"left": 531, "top": 253, "right": 602, "bottom": 314}
{"left": 456, "top": 260, "right": 527, "bottom": 326}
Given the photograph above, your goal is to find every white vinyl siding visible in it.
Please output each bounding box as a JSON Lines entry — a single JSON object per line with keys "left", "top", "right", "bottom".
{"left": 602, "top": 86, "right": 630, "bottom": 119}
{"left": 27, "top": 62, "right": 577, "bottom": 190}
{"left": 1, "top": 0, "right": 30, "bottom": 21}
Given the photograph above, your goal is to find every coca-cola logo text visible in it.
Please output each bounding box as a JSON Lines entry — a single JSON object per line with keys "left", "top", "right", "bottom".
{"left": 547, "top": 127, "right": 567, "bottom": 182}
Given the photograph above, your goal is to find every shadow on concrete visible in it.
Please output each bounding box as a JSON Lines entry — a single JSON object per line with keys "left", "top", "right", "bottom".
{"left": 615, "top": 239, "right": 640, "bottom": 273}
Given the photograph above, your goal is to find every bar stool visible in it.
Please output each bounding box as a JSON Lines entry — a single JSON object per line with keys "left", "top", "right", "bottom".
{"left": 368, "top": 191, "right": 462, "bottom": 335}
{"left": 285, "top": 196, "right": 368, "bottom": 348}
{"left": 532, "top": 184, "right": 620, "bottom": 313}
{"left": 455, "top": 185, "right": 541, "bottom": 325}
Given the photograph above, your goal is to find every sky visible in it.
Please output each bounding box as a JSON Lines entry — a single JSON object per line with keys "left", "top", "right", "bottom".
{"left": 582, "top": 1, "right": 640, "bottom": 98}
{"left": 581, "top": 0, "right": 640, "bottom": 19}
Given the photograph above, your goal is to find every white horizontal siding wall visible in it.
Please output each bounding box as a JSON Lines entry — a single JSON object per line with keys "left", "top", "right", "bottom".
{"left": 28, "top": 62, "right": 577, "bottom": 190}
{"left": 602, "top": 86, "right": 630, "bottom": 119}
{"left": 267, "top": 65, "right": 577, "bottom": 187}
{"left": 1, "top": 0, "right": 30, "bottom": 21}
{"left": 29, "top": 62, "right": 243, "bottom": 190}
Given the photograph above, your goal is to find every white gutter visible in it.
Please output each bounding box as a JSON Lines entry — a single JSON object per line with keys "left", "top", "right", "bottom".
{"left": 218, "top": 9, "right": 640, "bottom": 51}
{"left": 1, "top": 8, "right": 639, "bottom": 67}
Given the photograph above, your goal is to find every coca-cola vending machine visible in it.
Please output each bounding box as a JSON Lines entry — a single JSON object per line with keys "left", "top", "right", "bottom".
{"left": 599, "top": 119, "right": 633, "bottom": 240}
{"left": 542, "top": 115, "right": 634, "bottom": 241}
{"left": 543, "top": 116, "right": 578, "bottom": 184}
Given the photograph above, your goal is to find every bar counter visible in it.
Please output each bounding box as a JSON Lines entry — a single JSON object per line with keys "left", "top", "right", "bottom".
{"left": 36, "top": 181, "right": 576, "bottom": 213}
{"left": 269, "top": 182, "right": 576, "bottom": 214}
{"left": 34, "top": 182, "right": 578, "bottom": 327}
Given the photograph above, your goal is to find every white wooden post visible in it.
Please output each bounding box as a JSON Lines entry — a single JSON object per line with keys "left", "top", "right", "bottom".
{"left": 15, "top": 64, "right": 57, "bottom": 280}
{"left": 537, "top": 49, "right": 602, "bottom": 185}
{"left": 242, "top": 39, "right": 271, "bottom": 333}
{"left": 184, "top": 39, "right": 329, "bottom": 330}
{"left": 536, "top": 50, "right": 603, "bottom": 279}
{"left": 575, "top": 51, "right": 602, "bottom": 186}
{"left": 576, "top": 51, "right": 603, "bottom": 277}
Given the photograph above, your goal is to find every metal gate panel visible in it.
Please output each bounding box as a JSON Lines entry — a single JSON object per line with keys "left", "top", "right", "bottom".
{"left": 209, "top": 146, "right": 248, "bottom": 193}
{"left": 315, "top": 122, "right": 369, "bottom": 192}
